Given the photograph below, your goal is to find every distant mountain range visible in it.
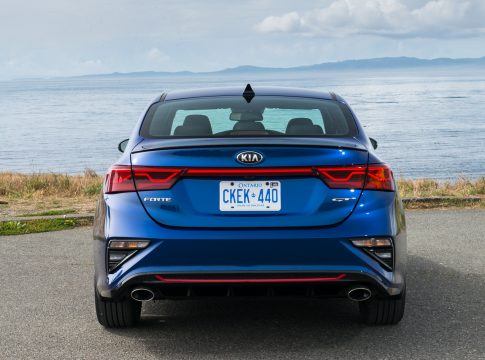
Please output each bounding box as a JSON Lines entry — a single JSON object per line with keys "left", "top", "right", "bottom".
{"left": 81, "top": 56, "right": 485, "bottom": 78}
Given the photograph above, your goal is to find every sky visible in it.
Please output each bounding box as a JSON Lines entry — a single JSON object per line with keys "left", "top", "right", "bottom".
{"left": 1, "top": 0, "right": 485, "bottom": 79}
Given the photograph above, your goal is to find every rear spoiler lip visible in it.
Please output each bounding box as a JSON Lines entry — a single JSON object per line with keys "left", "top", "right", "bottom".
{"left": 132, "top": 137, "right": 368, "bottom": 153}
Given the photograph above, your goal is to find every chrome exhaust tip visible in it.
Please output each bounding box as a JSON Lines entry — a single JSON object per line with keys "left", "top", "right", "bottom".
{"left": 347, "top": 287, "right": 372, "bottom": 302}
{"left": 131, "top": 288, "right": 155, "bottom": 302}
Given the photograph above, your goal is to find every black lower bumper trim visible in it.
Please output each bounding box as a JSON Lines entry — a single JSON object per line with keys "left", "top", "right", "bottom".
{"left": 103, "top": 272, "right": 393, "bottom": 300}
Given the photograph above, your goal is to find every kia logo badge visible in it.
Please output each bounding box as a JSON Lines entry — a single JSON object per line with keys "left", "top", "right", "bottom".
{"left": 236, "top": 151, "right": 264, "bottom": 165}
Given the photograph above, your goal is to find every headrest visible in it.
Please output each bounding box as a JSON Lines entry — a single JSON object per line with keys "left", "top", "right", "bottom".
{"left": 286, "top": 117, "right": 323, "bottom": 135}
{"left": 287, "top": 118, "right": 313, "bottom": 127}
{"left": 233, "top": 121, "right": 265, "bottom": 131}
{"left": 183, "top": 115, "right": 211, "bottom": 128}
{"left": 286, "top": 118, "right": 313, "bottom": 133}
{"left": 173, "top": 114, "right": 212, "bottom": 136}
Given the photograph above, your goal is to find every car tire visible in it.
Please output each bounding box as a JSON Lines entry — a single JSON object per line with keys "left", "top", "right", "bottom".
{"left": 359, "top": 287, "right": 405, "bottom": 325}
{"left": 95, "top": 287, "right": 141, "bottom": 328}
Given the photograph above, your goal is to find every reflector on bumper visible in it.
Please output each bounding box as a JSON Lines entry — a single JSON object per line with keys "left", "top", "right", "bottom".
{"left": 107, "top": 240, "right": 150, "bottom": 272}
{"left": 350, "top": 237, "right": 394, "bottom": 270}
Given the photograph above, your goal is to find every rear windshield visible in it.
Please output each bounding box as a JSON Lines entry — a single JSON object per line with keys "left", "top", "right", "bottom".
{"left": 140, "top": 96, "right": 357, "bottom": 138}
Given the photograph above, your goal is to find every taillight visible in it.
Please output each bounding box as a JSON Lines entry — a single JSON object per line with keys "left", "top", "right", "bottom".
{"left": 104, "top": 166, "right": 183, "bottom": 193}
{"left": 365, "top": 164, "right": 395, "bottom": 191}
{"left": 316, "top": 164, "right": 395, "bottom": 191}
{"left": 185, "top": 168, "right": 314, "bottom": 177}
{"left": 104, "top": 164, "right": 395, "bottom": 193}
{"left": 316, "top": 166, "right": 367, "bottom": 189}
{"left": 104, "top": 165, "right": 135, "bottom": 193}
{"left": 132, "top": 167, "right": 183, "bottom": 191}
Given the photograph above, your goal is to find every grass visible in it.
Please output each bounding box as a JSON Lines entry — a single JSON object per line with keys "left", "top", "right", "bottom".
{"left": 397, "top": 177, "right": 485, "bottom": 198}
{"left": 0, "top": 169, "right": 103, "bottom": 198}
{"left": 1, "top": 171, "right": 483, "bottom": 199}
{"left": 0, "top": 218, "right": 92, "bottom": 236}
{"left": 17, "top": 209, "right": 77, "bottom": 217}
{"left": 0, "top": 169, "right": 103, "bottom": 218}
{"left": 0, "top": 170, "right": 483, "bottom": 232}
{"left": 404, "top": 197, "right": 483, "bottom": 209}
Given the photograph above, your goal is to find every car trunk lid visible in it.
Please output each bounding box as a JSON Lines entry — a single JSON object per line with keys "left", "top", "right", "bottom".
{"left": 130, "top": 138, "right": 368, "bottom": 228}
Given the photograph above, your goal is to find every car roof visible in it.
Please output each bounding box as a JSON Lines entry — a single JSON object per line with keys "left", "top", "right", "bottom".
{"left": 162, "top": 85, "right": 343, "bottom": 102}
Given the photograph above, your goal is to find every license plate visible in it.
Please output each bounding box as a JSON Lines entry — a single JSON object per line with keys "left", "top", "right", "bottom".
{"left": 219, "top": 181, "right": 281, "bottom": 212}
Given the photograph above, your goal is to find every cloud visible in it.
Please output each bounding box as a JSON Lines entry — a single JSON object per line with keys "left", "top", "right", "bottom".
{"left": 146, "top": 48, "right": 170, "bottom": 63}
{"left": 79, "top": 59, "right": 104, "bottom": 69}
{"left": 255, "top": 0, "right": 485, "bottom": 38}
{"left": 1, "top": 0, "right": 485, "bottom": 79}
{"left": 256, "top": 12, "right": 302, "bottom": 33}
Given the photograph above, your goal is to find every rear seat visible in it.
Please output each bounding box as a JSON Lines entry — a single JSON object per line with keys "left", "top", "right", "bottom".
{"left": 174, "top": 115, "right": 213, "bottom": 136}
{"left": 285, "top": 118, "right": 323, "bottom": 135}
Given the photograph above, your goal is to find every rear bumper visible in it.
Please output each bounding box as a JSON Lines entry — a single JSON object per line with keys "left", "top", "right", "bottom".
{"left": 94, "top": 190, "right": 407, "bottom": 299}
{"left": 104, "top": 271, "right": 396, "bottom": 300}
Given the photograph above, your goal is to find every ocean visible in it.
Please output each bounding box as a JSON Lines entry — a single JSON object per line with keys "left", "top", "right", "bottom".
{"left": 1, "top": 70, "right": 484, "bottom": 179}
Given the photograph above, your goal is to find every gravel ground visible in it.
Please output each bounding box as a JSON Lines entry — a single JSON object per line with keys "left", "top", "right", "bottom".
{"left": 0, "top": 209, "right": 484, "bottom": 359}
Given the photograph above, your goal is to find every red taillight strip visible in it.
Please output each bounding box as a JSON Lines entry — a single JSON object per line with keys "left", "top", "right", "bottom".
{"left": 154, "top": 274, "right": 346, "bottom": 283}
{"left": 104, "top": 164, "right": 395, "bottom": 193}
{"left": 134, "top": 168, "right": 183, "bottom": 182}
{"left": 316, "top": 166, "right": 367, "bottom": 181}
{"left": 185, "top": 167, "right": 315, "bottom": 176}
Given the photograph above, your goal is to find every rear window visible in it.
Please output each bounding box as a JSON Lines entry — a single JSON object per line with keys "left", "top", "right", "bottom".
{"left": 140, "top": 96, "right": 357, "bottom": 138}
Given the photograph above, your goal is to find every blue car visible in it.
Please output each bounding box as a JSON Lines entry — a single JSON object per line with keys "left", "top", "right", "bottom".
{"left": 94, "top": 85, "right": 406, "bottom": 327}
